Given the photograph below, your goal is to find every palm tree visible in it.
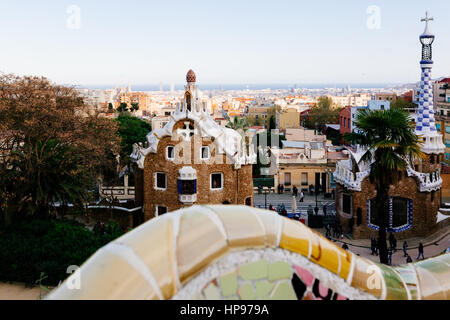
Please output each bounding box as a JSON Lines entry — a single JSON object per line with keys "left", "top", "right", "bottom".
{"left": 344, "top": 108, "right": 424, "bottom": 264}
{"left": 226, "top": 117, "right": 249, "bottom": 132}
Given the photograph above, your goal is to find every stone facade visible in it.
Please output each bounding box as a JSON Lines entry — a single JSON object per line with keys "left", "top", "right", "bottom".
{"left": 132, "top": 70, "right": 256, "bottom": 222}
{"left": 134, "top": 119, "right": 254, "bottom": 221}
{"left": 336, "top": 162, "right": 442, "bottom": 240}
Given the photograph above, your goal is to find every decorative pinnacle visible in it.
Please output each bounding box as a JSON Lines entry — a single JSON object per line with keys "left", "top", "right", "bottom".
{"left": 421, "top": 11, "right": 434, "bottom": 35}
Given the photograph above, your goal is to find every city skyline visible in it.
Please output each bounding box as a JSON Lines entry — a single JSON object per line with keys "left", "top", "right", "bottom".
{"left": 0, "top": 1, "right": 449, "bottom": 86}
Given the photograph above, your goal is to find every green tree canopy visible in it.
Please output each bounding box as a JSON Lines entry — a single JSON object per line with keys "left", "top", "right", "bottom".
{"left": 117, "top": 103, "right": 128, "bottom": 113}
{"left": 306, "top": 97, "right": 340, "bottom": 130}
{"left": 115, "top": 115, "right": 151, "bottom": 162}
{"left": 0, "top": 74, "right": 120, "bottom": 223}
{"left": 344, "top": 108, "right": 424, "bottom": 264}
{"left": 391, "top": 98, "right": 417, "bottom": 110}
{"left": 226, "top": 116, "right": 249, "bottom": 131}
{"left": 131, "top": 103, "right": 139, "bottom": 112}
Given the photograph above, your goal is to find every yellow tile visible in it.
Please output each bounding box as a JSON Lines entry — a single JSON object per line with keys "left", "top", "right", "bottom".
{"left": 114, "top": 216, "right": 177, "bottom": 299}
{"left": 310, "top": 236, "right": 352, "bottom": 279}
{"left": 251, "top": 208, "right": 281, "bottom": 247}
{"left": 279, "top": 219, "right": 317, "bottom": 258}
{"left": 48, "top": 248, "right": 157, "bottom": 300}
{"left": 207, "top": 205, "right": 265, "bottom": 249}
{"left": 176, "top": 209, "right": 228, "bottom": 284}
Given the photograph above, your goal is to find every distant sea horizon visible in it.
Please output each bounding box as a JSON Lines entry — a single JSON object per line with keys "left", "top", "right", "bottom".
{"left": 78, "top": 83, "right": 404, "bottom": 91}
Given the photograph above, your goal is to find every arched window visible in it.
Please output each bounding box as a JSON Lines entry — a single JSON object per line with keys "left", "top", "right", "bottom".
{"left": 367, "top": 197, "right": 412, "bottom": 232}
{"left": 392, "top": 197, "right": 408, "bottom": 228}
{"left": 185, "top": 92, "right": 192, "bottom": 112}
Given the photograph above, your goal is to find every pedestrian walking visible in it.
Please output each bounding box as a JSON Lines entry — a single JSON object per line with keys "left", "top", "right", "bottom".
{"left": 299, "top": 191, "right": 304, "bottom": 202}
{"left": 280, "top": 185, "right": 284, "bottom": 194}
{"left": 293, "top": 186, "right": 298, "bottom": 197}
{"left": 323, "top": 205, "right": 327, "bottom": 216}
{"left": 387, "top": 248, "right": 393, "bottom": 265}
{"left": 370, "top": 237, "right": 377, "bottom": 255}
{"left": 417, "top": 242, "right": 424, "bottom": 260}
{"left": 325, "top": 223, "right": 331, "bottom": 238}
{"left": 389, "top": 233, "right": 395, "bottom": 251}
{"left": 402, "top": 241, "right": 408, "bottom": 257}
{"left": 309, "top": 184, "right": 314, "bottom": 196}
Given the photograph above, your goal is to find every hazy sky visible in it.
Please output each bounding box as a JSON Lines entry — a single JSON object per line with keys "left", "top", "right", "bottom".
{"left": 0, "top": 0, "right": 449, "bottom": 86}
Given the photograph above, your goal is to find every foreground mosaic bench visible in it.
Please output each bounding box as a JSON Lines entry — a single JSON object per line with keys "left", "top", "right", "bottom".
{"left": 47, "top": 205, "right": 450, "bottom": 300}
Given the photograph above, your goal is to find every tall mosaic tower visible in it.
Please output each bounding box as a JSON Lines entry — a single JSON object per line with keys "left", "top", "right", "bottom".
{"left": 415, "top": 12, "right": 445, "bottom": 154}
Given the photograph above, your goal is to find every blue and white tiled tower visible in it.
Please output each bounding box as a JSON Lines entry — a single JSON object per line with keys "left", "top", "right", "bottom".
{"left": 415, "top": 12, "right": 445, "bottom": 154}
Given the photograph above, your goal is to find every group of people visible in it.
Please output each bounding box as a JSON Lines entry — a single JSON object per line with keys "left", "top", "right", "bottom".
{"left": 371, "top": 234, "right": 424, "bottom": 264}
{"left": 276, "top": 184, "right": 324, "bottom": 197}
{"left": 276, "top": 184, "right": 285, "bottom": 194}
{"left": 325, "top": 223, "right": 343, "bottom": 240}
{"left": 269, "top": 204, "right": 288, "bottom": 216}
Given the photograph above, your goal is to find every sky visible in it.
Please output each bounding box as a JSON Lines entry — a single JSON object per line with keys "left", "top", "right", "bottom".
{"left": 0, "top": 0, "right": 449, "bottom": 87}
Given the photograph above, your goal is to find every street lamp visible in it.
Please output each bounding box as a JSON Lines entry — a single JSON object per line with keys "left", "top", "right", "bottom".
{"left": 263, "top": 186, "right": 272, "bottom": 210}
{"left": 314, "top": 187, "right": 319, "bottom": 215}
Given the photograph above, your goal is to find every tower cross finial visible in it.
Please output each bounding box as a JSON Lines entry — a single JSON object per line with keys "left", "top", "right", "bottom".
{"left": 421, "top": 11, "right": 433, "bottom": 25}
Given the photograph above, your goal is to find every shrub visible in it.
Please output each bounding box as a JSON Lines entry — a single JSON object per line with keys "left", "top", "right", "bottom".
{"left": 0, "top": 219, "right": 124, "bottom": 286}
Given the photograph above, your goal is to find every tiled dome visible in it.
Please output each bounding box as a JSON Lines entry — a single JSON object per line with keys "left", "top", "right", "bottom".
{"left": 186, "top": 69, "right": 196, "bottom": 83}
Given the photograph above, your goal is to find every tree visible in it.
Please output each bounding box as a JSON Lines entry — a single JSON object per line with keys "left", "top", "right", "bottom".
{"left": 391, "top": 98, "right": 417, "bottom": 110}
{"left": 344, "top": 108, "right": 424, "bottom": 264}
{"left": 131, "top": 103, "right": 139, "bottom": 112}
{"left": 307, "top": 97, "right": 340, "bottom": 130}
{"left": 115, "top": 115, "right": 151, "bottom": 163}
{"left": 269, "top": 115, "right": 276, "bottom": 131}
{"left": 0, "top": 74, "right": 120, "bottom": 224}
{"left": 117, "top": 103, "right": 128, "bottom": 113}
{"left": 226, "top": 117, "right": 249, "bottom": 131}
{"left": 265, "top": 106, "right": 280, "bottom": 129}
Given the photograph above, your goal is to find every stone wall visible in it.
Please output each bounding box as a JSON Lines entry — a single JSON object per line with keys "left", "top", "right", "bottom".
{"left": 441, "top": 172, "right": 450, "bottom": 198}
{"left": 336, "top": 171, "right": 441, "bottom": 239}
